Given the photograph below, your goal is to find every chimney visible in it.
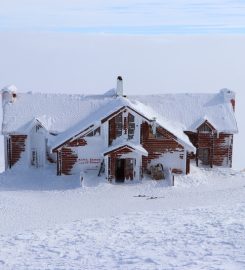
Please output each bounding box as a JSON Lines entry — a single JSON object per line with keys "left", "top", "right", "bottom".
{"left": 220, "top": 88, "right": 235, "bottom": 112}
{"left": 116, "top": 76, "right": 123, "bottom": 96}
{"left": 152, "top": 117, "right": 157, "bottom": 135}
{"left": 1, "top": 85, "right": 17, "bottom": 106}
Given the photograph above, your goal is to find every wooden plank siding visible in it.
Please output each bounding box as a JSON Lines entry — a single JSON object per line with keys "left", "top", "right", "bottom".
{"left": 59, "top": 137, "right": 87, "bottom": 175}
{"left": 8, "top": 135, "right": 27, "bottom": 168}
{"left": 213, "top": 134, "right": 233, "bottom": 167}
{"left": 185, "top": 131, "right": 233, "bottom": 167}
{"left": 141, "top": 122, "right": 185, "bottom": 174}
{"left": 108, "top": 114, "right": 117, "bottom": 145}
{"left": 60, "top": 147, "right": 78, "bottom": 175}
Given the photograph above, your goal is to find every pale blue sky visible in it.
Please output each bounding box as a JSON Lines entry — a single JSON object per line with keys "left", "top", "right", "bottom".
{"left": 1, "top": 0, "right": 245, "bottom": 34}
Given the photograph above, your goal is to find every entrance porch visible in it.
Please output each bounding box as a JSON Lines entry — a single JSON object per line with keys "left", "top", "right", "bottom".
{"left": 103, "top": 143, "right": 148, "bottom": 182}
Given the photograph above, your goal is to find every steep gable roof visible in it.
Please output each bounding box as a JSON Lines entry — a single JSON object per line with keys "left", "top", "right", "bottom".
{"left": 50, "top": 97, "right": 129, "bottom": 151}
{"left": 50, "top": 96, "right": 194, "bottom": 152}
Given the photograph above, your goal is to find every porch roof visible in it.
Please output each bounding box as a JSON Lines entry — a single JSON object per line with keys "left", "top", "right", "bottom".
{"left": 103, "top": 142, "right": 148, "bottom": 157}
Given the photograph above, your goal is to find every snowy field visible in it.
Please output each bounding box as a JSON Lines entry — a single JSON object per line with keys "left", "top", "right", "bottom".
{"left": 0, "top": 166, "right": 245, "bottom": 269}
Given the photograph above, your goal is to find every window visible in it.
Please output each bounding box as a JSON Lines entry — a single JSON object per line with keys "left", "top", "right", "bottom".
{"left": 108, "top": 111, "right": 136, "bottom": 145}
{"left": 128, "top": 113, "right": 135, "bottom": 140}
{"left": 115, "top": 113, "right": 123, "bottom": 138}
{"left": 148, "top": 126, "right": 165, "bottom": 139}
{"left": 198, "top": 148, "right": 210, "bottom": 165}
{"left": 155, "top": 130, "right": 165, "bottom": 139}
{"left": 198, "top": 123, "right": 212, "bottom": 133}
{"left": 31, "top": 149, "right": 37, "bottom": 167}
{"left": 34, "top": 124, "right": 43, "bottom": 133}
{"left": 86, "top": 127, "right": 101, "bottom": 137}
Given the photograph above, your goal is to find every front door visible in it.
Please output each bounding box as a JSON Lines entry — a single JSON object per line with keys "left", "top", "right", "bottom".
{"left": 116, "top": 159, "right": 125, "bottom": 182}
{"left": 199, "top": 148, "right": 210, "bottom": 165}
{"left": 30, "top": 125, "right": 46, "bottom": 168}
{"left": 31, "top": 148, "right": 45, "bottom": 168}
{"left": 124, "top": 158, "right": 134, "bottom": 180}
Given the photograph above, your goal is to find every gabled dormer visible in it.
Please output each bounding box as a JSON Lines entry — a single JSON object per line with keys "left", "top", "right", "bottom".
{"left": 196, "top": 120, "right": 216, "bottom": 133}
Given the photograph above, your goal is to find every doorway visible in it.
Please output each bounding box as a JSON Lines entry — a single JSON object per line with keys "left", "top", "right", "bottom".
{"left": 198, "top": 148, "right": 210, "bottom": 165}
{"left": 115, "top": 159, "right": 125, "bottom": 182}
{"left": 115, "top": 158, "right": 135, "bottom": 182}
{"left": 30, "top": 125, "right": 46, "bottom": 168}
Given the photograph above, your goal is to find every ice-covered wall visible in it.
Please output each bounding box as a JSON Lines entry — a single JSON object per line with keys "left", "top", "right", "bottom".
{"left": 71, "top": 136, "right": 104, "bottom": 174}
{"left": 149, "top": 151, "right": 186, "bottom": 174}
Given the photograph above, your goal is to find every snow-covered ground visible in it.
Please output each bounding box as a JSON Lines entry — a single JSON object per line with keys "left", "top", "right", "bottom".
{"left": 0, "top": 165, "right": 245, "bottom": 269}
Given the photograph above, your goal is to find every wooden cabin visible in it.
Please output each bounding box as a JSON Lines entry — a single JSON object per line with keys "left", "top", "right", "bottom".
{"left": 1, "top": 80, "right": 238, "bottom": 182}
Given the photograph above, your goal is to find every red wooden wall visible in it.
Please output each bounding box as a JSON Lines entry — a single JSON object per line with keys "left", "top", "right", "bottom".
{"left": 57, "top": 137, "right": 87, "bottom": 175}
{"left": 7, "top": 135, "right": 27, "bottom": 168}
{"left": 141, "top": 122, "right": 185, "bottom": 174}
{"left": 185, "top": 131, "right": 233, "bottom": 167}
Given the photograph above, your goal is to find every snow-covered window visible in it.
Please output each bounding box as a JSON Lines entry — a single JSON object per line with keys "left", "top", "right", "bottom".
{"left": 198, "top": 123, "right": 212, "bottom": 133}
{"left": 86, "top": 127, "right": 101, "bottom": 137}
{"left": 128, "top": 113, "right": 135, "bottom": 140}
{"left": 109, "top": 113, "right": 123, "bottom": 145}
{"left": 115, "top": 113, "right": 123, "bottom": 138}
{"left": 198, "top": 148, "right": 210, "bottom": 165}
{"left": 35, "top": 124, "right": 43, "bottom": 132}
{"left": 31, "top": 150, "right": 37, "bottom": 166}
{"left": 149, "top": 127, "right": 165, "bottom": 140}
{"left": 155, "top": 130, "right": 165, "bottom": 139}
{"left": 30, "top": 124, "right": 46, "bottom": 168}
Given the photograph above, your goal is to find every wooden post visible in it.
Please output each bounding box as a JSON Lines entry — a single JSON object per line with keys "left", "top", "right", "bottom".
{"left": 196, "top": 131, "right": 199, "bottom": 167}
{"left": 186, "top": 152, "right": 190, "bottom": 175}
{"left": 56, "top": 151, "right": 61, "bottom": 176}
{"left": 196, "top": 148, "right": 199, "bottom": 167}
{"left": 7, "top": 137, "right": 11, "bottom": 169}
{"left": 210, "top": 132, "right": 214, "bottom": 168}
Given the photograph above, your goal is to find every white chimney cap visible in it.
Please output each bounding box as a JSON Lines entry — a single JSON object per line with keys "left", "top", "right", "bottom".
{"left": 2, "top": 84, "right": 18, "bottom": 93}
{"left": 116, "top": 76, "right": 123, "bottom": 96}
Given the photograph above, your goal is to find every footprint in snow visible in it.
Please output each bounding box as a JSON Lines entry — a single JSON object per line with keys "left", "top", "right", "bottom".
{"left": 133, "top": 195, "right": 164, "bottom": 199}
{"left": 146, "top": 196, "right": 164, "bottom": 200}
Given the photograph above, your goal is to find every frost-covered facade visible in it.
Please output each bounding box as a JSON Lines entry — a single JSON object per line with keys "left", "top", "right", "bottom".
{"left": 1, "top": 77, "right": 238, "bottom": 182}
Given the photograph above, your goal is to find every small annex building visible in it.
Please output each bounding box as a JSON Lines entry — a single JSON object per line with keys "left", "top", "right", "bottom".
{"left": 1, "top": 77, "right": 238, "bottom": 182}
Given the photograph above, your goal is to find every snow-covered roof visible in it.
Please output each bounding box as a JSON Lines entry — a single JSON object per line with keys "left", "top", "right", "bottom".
{"left": 2, "top": 92, "right": 114, "bottom": 134}
{"left": 1, "top": 88, "right": 237, "bottom": 152}
{"left": 129, "top": 91, "right": 238, "bottom": 134}
{"left": 49, "top": 96, "right": 194, "bottom": 151}
{"left": 50, "top": 97, "right": 129, "bottom": 150}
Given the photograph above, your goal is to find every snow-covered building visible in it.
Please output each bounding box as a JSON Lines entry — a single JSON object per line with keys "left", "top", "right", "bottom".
{"left": 1, "top": 77, "right": 238, "bottom": 182}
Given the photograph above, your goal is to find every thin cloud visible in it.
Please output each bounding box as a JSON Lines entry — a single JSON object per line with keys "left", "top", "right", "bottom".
{"left": 0, "top": 0, "right": 245, "bottom": 34}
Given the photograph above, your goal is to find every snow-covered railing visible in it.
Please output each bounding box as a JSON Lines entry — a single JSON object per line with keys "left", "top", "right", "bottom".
{"left": 164, "top": 168, "right": 174, "bottom": 186}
